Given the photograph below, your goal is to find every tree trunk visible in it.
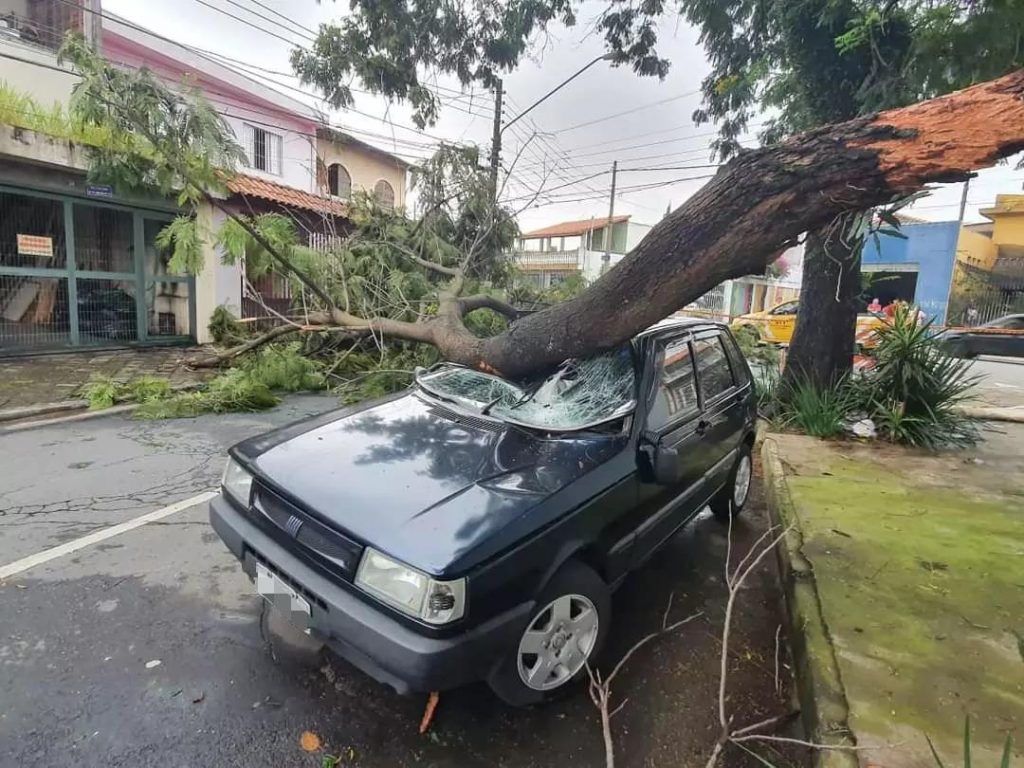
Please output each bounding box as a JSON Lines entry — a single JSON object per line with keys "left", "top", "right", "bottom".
{"left": 782, "top": 226, "right": 862, "bottom": 389}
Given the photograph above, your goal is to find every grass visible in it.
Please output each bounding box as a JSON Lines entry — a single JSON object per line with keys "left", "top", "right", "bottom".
{"left": 778, "top": 435, "right": 1024, "bottom": 765}
{"left": 0, "top": 81, "right": 123, "bottom": 150}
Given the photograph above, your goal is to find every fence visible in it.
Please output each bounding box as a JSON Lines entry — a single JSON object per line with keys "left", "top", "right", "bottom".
{"left": 947, "top": 258, "right": 1024, "bottom": 326}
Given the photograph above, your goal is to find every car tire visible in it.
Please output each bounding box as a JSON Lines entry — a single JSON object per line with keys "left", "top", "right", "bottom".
{"left": 487, "top": 560, "right": 611, "bottom": 707}
{"left": 710, "top": 442, "right": 753, "bottom": 521}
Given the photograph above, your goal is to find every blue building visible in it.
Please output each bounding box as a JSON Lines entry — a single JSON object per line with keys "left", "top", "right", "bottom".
{"left": 860, "top": 220, "right": 959, "bottom": 324}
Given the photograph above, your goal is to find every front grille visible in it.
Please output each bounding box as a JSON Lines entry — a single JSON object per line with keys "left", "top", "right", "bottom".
{"left": 251, "top": 483, "right": 363, "bottom": 580}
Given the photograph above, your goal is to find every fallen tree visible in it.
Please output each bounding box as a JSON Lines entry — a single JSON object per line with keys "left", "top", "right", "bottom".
{"left": 312, "top": 71, "right": 1024, "bottom": 378}
{"left": 61, "top": 37, "right": 1024, "bottom": 380}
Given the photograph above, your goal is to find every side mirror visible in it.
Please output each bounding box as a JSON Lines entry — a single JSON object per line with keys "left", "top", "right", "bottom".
{"left": 640, "top": 438, "right": 684, "bottom": 485}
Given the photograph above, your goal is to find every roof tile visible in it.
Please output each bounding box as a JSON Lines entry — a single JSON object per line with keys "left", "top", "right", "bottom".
{"left": 521, "top": 215, "right": 630, "bottom": 239}
{"left": 226, "top": 173, "right": 348, "bottom": 217}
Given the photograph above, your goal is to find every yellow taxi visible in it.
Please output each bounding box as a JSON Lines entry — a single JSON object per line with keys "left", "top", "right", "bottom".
{"left": 734, "top": 301, "right": 887, "bottom": 347}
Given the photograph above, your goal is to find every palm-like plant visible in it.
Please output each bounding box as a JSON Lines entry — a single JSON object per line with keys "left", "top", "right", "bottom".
{"left": 855, "top": 306, "right": 980, "bottom": 449}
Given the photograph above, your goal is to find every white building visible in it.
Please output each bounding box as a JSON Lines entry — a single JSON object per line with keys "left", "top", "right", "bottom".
{"left": 513, "top": 215, "right": 653, "bottom": 287}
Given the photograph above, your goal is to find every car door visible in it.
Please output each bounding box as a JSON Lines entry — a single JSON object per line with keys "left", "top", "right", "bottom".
{"left": 766, "top": 301, "right": 799, "bottom": 343}
{"left": 691, "top": 330, "right": 745, "bottom": 492}
{"left": 630, "top": 332, "right": 715, "bottom": 566}
{"left": 991, "top": 316, "right": 1024, "bottom": 357}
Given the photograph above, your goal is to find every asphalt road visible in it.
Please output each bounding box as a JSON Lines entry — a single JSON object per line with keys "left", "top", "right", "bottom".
{"left": 971, "top": 356, "right": 1024, "bottom": 408}
{"left": 0, "top": 396, "right": 795, "bottom": 768}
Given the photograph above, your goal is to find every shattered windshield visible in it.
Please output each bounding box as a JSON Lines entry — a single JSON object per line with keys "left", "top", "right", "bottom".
{"left": 415, "top": 347, "right": 636, "bottom": 431}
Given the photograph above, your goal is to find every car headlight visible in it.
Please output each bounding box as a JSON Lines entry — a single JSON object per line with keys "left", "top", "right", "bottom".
{"left": 222, "top": 457, "right": 254, "bottom": 506}
{"left": 355, "top": 548, "right": 465, "bottom": 624}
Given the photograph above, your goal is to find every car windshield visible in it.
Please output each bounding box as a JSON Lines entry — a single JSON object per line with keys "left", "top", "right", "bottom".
{"left": 415, "top": 347, "right": 636, "bottom": 431}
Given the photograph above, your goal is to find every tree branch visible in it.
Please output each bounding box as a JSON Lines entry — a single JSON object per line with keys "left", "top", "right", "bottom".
{"left": 457, "top": 294, "right": 521, "bottom": 319}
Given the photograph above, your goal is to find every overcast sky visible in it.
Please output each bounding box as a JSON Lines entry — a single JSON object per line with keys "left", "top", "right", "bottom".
{"left": 104, "top": 0, "right": 1024, "bottom": 232}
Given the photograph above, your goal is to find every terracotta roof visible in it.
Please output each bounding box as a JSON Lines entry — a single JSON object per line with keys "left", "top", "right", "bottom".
{"left": 521, "top": 215, "right": 630, "bottom": 239}
{"left": 226, "top": 173, "right": 348, "bottom": 217}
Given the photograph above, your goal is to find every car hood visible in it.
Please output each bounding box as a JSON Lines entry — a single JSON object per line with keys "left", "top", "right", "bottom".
{"left": 234, "top": 393, "right": 625, "bottom": 575}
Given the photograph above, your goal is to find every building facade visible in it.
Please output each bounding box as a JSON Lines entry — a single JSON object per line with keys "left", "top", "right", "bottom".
{"left": 513, "top": 215, "right": 652, "bottom": 286}
{"left": 860, "top": 220, "right": 961, "bottom": 324}
{"left": 0, "top": 2, "right": 408, "bottom": 352}
{"left": 950, "top": 195, "right": 1024, "bottom": 324}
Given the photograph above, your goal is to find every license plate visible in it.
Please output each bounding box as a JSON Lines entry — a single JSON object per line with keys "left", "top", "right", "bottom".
{"left": 255, "top": 562, "right": 312, "bottom": 633}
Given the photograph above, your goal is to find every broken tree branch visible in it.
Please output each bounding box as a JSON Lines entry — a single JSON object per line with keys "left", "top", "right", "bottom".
{"left": 586, "top": 598, "right": 703, "bottom": 768}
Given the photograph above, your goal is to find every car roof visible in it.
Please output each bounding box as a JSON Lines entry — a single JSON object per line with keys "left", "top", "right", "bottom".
{"left": 636, "top": 315, "right": 723, "bottom": 338}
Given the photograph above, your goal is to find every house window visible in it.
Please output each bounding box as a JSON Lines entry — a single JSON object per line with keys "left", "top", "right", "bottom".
{"left": 327, "top": 163, "right": 352, "bottom": 198}
{"left": 374, "top": 179, "right": 395, "bottom": 209}
{"left": 244, "top": 124, "right": 282, "bottom": 175}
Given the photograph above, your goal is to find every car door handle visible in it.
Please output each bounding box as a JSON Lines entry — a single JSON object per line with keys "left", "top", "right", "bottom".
{"left": 695, "top": 420, "right": 710, "bottom": 436}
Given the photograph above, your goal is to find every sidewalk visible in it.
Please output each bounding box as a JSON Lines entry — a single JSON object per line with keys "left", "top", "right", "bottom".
{"left": 0, "top": 346, "right": 213, "bottom": 411}
{"left": 764, "top": 428, "right": 1023, "bottom": 767}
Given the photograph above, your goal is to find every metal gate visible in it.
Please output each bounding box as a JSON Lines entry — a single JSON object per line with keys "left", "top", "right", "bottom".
{"left": 0, "top": 186, "right": 194, "bottom": 353}
{"left": 947, "top": 255, "right": 1024, "bottom": 326}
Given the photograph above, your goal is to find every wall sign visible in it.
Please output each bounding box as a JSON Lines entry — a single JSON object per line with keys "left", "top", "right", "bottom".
{"left": 16, "top": 234, "right": 54, "bottom": 258}
{"left": 86, "top": 184, "right": 114, "bottom": 199}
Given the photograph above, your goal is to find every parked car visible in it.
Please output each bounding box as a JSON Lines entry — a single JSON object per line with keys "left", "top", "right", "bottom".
{"left": 209, "top": 318, "right": 757, "bottom": 705}
{"left": 735, "top": 300, "right": 887, "bottom": 346}
{"left": 940, "top": 314, "right": 1024, "bottom": 358}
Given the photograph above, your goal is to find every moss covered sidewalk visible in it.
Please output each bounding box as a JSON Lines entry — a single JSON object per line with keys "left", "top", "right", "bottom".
{"left": 767, "top": 427, "right": 1023, "bottom": 767}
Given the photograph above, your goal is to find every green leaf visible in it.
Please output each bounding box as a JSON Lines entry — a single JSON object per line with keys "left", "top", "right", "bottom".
{"left": 964, "top": 716, "right": 971, "bottom": 768}
{"left": 1000, "top": 734, "right": 1013, "bottom": 768}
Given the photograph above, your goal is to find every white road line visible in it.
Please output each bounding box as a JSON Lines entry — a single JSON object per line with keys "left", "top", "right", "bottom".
{"left": 0, "top": 490, "right": 218, "bottom": 580}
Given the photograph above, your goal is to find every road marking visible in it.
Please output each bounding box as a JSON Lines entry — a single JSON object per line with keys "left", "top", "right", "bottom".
{"left": 0, "top": 490, "right": 218, "bottom": 580}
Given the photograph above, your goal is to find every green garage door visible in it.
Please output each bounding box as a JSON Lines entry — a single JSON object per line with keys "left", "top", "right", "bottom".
{"left": 0, "top": 187, "right": 195, "bottom": 353}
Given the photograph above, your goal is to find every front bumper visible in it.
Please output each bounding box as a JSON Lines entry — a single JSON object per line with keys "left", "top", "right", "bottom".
{"left": 208, "top": 494, "right": 533, "bottom": 694}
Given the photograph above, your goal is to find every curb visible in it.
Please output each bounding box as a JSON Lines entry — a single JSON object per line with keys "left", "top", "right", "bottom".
{"left": 760, "top": 439, "right": 859, "bottom": 768}
{"left": 0, "top": 399, "right": 88, "bottom": 424}
{"left": 0, "top": 403, "right": 138, "bottom": 434}
{"left": 957, "top": 404, "right": 1024, "bottom": 423}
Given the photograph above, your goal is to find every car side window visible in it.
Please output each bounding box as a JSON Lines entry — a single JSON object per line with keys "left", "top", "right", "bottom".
{"left": 720, "top": 333, "right": 751, "bottom": 386}
{"left": 647, "top": 336, "right": 698, "bottom": 431}
{"left": 772, "top": 301, "right": 798, "bottom": 315}
{"left": 693, "top": 335, "right": 737, "bottom": 402}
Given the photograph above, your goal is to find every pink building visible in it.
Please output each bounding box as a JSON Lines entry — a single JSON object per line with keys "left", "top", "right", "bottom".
{"left": 0, "top": 1, "right": 409, "bottom": 351}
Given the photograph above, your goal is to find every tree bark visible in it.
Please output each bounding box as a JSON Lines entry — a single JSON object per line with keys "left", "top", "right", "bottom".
{"left": 782, "top": 226, "right": 862, "bottom": 389}
{"left": 449, "top": 70, "right": 1024, "bottom": 378}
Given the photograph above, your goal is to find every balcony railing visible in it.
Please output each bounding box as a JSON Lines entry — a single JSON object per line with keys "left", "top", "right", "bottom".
{"left": 513, "top": 249, "right": 582, "bottom": 270}
{"left": 0, "top": 0, "right": 85, "bottom": 53}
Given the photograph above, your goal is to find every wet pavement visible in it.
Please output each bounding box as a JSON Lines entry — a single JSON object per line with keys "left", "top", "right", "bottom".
{"left": 0, "top": 395, "right": 796, "bottom": 768}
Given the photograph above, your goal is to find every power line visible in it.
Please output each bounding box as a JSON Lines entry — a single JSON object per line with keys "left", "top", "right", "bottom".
{"left": 187, "top": 0, "right": 309, "bottom": 47}
{"left": 239, "top": 0, "right": 318, "bottom": 37}
{"left": 55, "top": 0, "right": 491, "bottom": 126}
{"left": 551, "top": 89, "right": 702, "bottom": 133}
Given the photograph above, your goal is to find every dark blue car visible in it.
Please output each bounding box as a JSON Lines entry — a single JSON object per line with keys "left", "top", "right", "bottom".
{"left": 209, "top": 318, "right": 757, "bottom": 705}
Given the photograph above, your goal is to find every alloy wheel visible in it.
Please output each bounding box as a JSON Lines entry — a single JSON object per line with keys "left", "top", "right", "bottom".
{"left": 734, "top": 454, "right": 752, "bottom": 508}
{"left": 516, "top": 594, "right": 600, "bottom": 691}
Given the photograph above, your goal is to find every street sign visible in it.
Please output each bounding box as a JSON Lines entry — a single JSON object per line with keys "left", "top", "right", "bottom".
{"left": 86, "top": 184, "right": 114, "bottom": 199}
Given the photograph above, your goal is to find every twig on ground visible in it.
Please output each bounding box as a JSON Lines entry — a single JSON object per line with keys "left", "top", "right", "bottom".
{"left": 703, "top": 518, "right": 879, "bottom": 767}
{"left": 586, "top": 595, "right": 703, "bottom": 768}
{"left": 774, "top": 624, "right": 783, "bottom": 696}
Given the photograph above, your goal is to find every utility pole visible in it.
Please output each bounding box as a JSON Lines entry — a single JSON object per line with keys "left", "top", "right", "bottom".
{"left": 489, "top": 78, "right": 503, "bottom": 199}
{"left": 956, "top": 175, "right": 972, "bottom": 225}
{"left": 602, "top": 160, "right": 617, "bottom": 268}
